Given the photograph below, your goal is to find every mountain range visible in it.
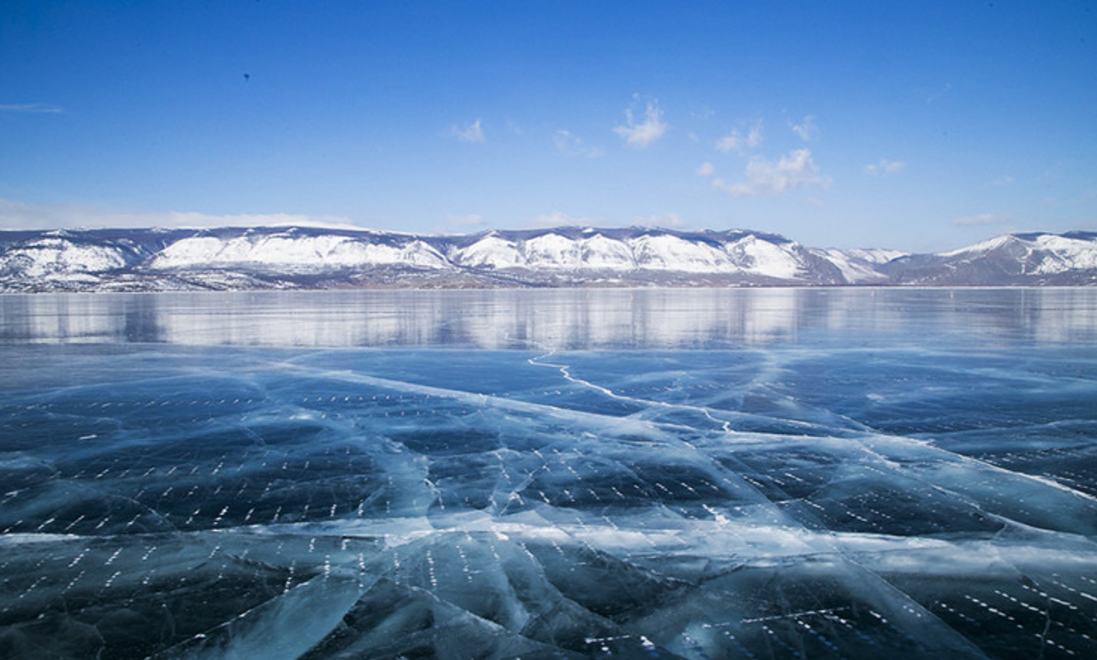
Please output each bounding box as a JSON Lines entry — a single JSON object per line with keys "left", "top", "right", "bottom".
{"left": 2, "top": 226, "right": 1095, "bottom": 292}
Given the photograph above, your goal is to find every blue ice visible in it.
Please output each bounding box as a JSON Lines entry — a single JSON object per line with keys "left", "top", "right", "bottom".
{"left": 1, "top": 288, "right": 1096, "bottom": 659}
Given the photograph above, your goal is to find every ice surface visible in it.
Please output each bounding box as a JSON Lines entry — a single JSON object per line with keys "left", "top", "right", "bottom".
{"left": 1, "top": 288, "right": 1096, "bottom": 659}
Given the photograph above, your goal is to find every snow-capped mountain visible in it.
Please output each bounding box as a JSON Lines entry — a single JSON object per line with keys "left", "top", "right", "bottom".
{"left": 879, "top": 231, "right": 1097, "bottom": 286}
{"left": 1, "top": 226, "right": 1094, "bottom": 291}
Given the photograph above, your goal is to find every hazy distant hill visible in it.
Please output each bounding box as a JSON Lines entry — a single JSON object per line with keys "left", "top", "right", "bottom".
{"left": 1, "top": 226, "right": 1095, "bottom": 291}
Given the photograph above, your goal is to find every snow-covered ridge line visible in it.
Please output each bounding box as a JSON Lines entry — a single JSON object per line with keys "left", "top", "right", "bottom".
{"left": 1, "top": 226, "right": 1095, "bottom": 291}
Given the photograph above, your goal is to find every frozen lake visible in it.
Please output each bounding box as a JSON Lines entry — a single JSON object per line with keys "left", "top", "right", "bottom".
{"left": 2, "top": 288, "right": 1096, "bottom": 659}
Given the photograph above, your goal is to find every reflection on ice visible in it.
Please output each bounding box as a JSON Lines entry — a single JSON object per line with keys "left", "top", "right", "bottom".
{"left": 4, "top": 287, "right": 1097, "bottom": 348}
{"left": 2, "top": 289, "right": 1097, "bottom": 659}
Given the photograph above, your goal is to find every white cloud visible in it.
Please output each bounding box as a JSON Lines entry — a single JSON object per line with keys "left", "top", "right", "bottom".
{"left": 926, "top": 82, "right": 952, "bottom": 105}
{"left": 953, "top": 213, "right": 1012, "bottom": 227}
{"left": 690, "top": 105, "right": 715, "bottom": 120}
{"left": 553, "top": 130, "right": 604, "bottom": 158}
{"left": 0, "top": 102, "right": 62, "bottom": 114}
{"left": 864, "top": 158, "right": 906, "bottom": 176}
{"left": 531, "top": 211, "right": 590, "bottom": 228}
{"left": 446, "top": 214, "right": 486, "bottom": 228}
{"left": 0, "top": 198, "right": 357, "bottom": 230}
{"left": 613, "top": 99, "right": 667, "bottom": 148}
{"left": 713, "top": 149, "right": 830, "bottom": 197}
{"left": 452, "top": 119, "right": 485, "bottom": 143}
{"left": 696, "top": 161, "right": 715, "bottom": 177}
{"left": 634, "top": 213, "right": 686, "bottom": 228}
{"left": 715, "top": 121, "right": 763, "bottom": 153}
{"left": 790, "top": 115, "right": 819, "bottom": 141}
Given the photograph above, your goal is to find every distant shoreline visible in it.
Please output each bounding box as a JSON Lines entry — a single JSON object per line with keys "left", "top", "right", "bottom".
{"left": 3, "top": 226, "right": 1096, "bottom": 292}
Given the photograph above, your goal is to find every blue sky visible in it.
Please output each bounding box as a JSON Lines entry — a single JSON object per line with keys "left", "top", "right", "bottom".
{"left": 1, "top": 1, "right": 1094, "bottom": 251}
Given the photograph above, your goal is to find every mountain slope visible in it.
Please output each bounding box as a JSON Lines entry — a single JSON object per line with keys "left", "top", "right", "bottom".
{"left": 881, "top": 231, "right": 1097, "bottom": 286}
{"left": 1, "top": 226, "right": 1094, "bottom": 291}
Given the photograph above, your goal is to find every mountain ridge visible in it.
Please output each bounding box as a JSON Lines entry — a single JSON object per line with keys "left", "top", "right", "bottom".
{"left": 2, "top": 226, "right": 1095, "bottom": 291}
